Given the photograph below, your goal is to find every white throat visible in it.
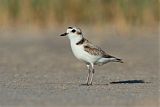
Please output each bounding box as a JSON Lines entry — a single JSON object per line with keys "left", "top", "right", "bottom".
{"left": 67, "top": 34, "right": 83, "bottom": 44}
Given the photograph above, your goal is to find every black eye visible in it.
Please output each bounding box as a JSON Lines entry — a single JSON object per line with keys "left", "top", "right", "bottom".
{"left": 71, "top": 29, "right": 76, "bottom": 33}
{"left": 68, "top": 27, "right": 72, "bottom": 29}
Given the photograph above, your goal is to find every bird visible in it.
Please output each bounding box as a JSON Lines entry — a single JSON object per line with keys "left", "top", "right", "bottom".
{"left": 60, "top": 26, "right": 123, "bottom": 85}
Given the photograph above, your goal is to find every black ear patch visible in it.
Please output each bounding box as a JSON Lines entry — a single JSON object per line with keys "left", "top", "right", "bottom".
{"left": 77, "top": 31, "right": 82, "bottom": 35}
{"left": 71, "top": 29, "right": 76, "bottom": 33}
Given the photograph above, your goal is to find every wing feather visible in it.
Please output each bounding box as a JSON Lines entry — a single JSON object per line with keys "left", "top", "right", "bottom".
{"left": 84, "top": 41, "right": 106, "bottom": 56}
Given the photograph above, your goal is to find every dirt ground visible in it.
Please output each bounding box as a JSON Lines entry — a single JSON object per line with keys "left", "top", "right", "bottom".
{"left": 0, "top": 27, "right": 159, "bottom": 107}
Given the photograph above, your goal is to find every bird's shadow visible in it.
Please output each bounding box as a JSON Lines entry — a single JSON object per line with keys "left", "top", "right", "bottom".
{"left": 80, "top": 80, "right": 148, "bottom": 86}
{"left": 46, "top": 80, "right": 149, "bottom": 86}
{"left": 110, "top": 80, "right": 149, "bottom": 84}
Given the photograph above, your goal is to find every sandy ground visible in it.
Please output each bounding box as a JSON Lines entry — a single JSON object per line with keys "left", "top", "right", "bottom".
{"left": 0, "top": 27, "right": 159, "bottom": 107}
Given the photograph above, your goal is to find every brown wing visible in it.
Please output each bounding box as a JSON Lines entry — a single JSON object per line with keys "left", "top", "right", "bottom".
{"left": 83, "top": 40, "right": 124, "bottom": 63}
{"left": 84, "top": 42, "right": 106, "bottom": 56}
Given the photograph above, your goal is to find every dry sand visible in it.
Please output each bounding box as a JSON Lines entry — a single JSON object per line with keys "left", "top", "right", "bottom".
{"left": 0, "top": 27, "right": 159, "bottom": 107}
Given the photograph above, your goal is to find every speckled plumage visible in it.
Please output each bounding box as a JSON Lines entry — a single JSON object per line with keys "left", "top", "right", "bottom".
{"left": 60, "top": 26, "right": 123, "bottom": 85}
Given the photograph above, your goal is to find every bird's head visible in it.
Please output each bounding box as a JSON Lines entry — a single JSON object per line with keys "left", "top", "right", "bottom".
{"left": 60, "top": 26, "right": 83, "bottom": 41}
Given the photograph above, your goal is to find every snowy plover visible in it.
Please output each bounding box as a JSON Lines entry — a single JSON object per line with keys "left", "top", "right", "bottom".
{"left": 60, "top": 26, "right": 123, "bottom": 85}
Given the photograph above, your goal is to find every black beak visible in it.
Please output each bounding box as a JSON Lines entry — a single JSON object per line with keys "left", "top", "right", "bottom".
{"left": 60, "top": 32, "right": 68, "bottom": 36}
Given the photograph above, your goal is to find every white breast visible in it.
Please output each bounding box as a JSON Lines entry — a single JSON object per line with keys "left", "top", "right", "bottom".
{"left": 70, "top": 43, "right": 100, "bottom": 63}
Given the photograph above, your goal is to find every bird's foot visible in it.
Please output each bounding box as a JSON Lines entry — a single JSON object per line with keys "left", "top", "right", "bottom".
{"left": 87, "top": 82, "right": 93, "bottom": 86}
{"left": 81, "top": 83, "right": 92, "bottom": 86}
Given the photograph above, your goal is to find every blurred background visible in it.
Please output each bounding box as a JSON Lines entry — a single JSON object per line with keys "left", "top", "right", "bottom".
{"left": 0, "top": 0, "right": 159, "bottom": 32}
{"left": 0, "top": 0, "right": 159, "bottom": 107}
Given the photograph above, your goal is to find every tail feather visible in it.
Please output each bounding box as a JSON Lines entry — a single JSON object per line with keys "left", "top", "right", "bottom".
{"left": 114, "top": 58, "right": 124, "bottom": 63}
{"left": 103, "top": 54, "right": 123, "bottom": 63}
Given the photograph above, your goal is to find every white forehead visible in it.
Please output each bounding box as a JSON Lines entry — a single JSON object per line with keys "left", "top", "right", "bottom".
{"left": 66, "top": 27, "right": 81, "bottom": 33}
